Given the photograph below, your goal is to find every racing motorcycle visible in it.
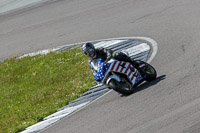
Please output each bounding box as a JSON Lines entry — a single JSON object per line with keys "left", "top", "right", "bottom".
{"left": 90, "top": 54, "right": 157, "bottom": 95}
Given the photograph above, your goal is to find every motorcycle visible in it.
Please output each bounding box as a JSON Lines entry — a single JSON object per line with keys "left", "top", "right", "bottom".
{"left": 91, "top": 56, "right": 157, "bottom": 95}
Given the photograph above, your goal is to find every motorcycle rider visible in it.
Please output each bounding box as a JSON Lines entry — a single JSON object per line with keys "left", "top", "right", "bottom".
{"left": 81, "top": 42, "right": 140, "bottom": 72}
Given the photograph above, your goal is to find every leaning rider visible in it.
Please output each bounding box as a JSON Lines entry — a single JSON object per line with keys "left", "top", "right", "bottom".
{"left": 81, "top": 42, "right": 140, "bottom": 71}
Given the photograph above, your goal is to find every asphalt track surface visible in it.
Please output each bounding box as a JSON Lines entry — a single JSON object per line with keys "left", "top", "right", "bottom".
{"left": 1, "top": 0, "right": 200, "bottom": 133}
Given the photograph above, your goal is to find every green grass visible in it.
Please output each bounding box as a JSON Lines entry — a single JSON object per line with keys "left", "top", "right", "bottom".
{"left": 0, "top": 48, "right": 96, "bottom": 133}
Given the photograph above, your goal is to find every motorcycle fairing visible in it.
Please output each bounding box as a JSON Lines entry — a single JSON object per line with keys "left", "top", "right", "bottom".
{"left": 106, "top": 61, "right": 143, "bottom": 86}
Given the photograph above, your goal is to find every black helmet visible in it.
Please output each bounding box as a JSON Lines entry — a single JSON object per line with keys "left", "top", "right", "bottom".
{"left": 81, "top": 42, "right": 96, "bottom": 58}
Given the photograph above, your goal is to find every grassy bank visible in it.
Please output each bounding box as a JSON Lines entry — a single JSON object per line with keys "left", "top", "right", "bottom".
{"left": 0, "top": 48, "right": 96, "bottom": 133}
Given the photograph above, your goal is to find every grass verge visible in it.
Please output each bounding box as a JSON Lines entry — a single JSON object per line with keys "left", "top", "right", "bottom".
{"left": 0, "top": 48, "right": 96, "bottom": 133}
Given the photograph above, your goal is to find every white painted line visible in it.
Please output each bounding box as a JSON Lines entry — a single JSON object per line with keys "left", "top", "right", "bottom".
{"left": 86, "top": 36, "right": 158, "bottom": 63}
{"left": 44, "top": 102, "right": 89, "bottom": 120}
{"left": 18, "top": 48, "right": 59, "bottom": 59}
{"left": 69, "top": 89, "right": 109, "bottom": 104}
{"left": 76, "top": 36, "right": 157, "bottom": 63}
{"left": 94, "top": 40, "right": 125, "bottom": 48}
{"left": 126, "top": 37, "right": 158, "bottom": 63}
{"left": 18, "top": 44, "right": 78, "bottom": 59}
{"left": 66, "top": 94, "right": 107, "bottom": 108}
{"left": 127, "top": 43, "right": 150, "bottom": 56}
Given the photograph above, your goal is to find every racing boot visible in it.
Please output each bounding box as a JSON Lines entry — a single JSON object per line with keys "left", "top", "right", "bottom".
{"left": 129, "top": 58, "right": 139, "bottom": 69}
{"left": 129, "top": 58, "right": 146, "bottom": 78}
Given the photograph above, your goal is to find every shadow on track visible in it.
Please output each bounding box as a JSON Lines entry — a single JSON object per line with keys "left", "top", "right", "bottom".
{"left": 121, "top": 75, "right": 166, "bottom": 97}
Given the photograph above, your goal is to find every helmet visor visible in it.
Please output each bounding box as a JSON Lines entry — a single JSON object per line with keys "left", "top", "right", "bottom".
{"left": 85, "top": 49, "right": 95, "bottom": 57}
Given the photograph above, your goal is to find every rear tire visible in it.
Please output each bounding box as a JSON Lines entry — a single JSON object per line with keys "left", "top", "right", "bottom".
{"left": 136, "top": 61, "right": 157, "bottom": 82}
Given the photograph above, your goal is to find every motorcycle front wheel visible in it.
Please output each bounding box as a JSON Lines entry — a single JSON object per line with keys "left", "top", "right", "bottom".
{"left": 108, "top": 78, "right": 134, "bottom": 95}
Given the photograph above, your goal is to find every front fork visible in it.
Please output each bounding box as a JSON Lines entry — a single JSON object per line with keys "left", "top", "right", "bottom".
{"left": 106, "top": 75, "right": 121, "bottom": 85}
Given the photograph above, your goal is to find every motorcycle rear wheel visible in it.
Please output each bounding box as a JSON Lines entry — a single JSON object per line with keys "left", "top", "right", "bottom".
{"left": 137, "top": 61, "right": 157, "bottom": 82}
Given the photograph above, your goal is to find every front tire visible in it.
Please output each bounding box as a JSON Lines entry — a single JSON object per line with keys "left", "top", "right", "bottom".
{"left": 108, "top": 79, "right": 134, "bottom": 95}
